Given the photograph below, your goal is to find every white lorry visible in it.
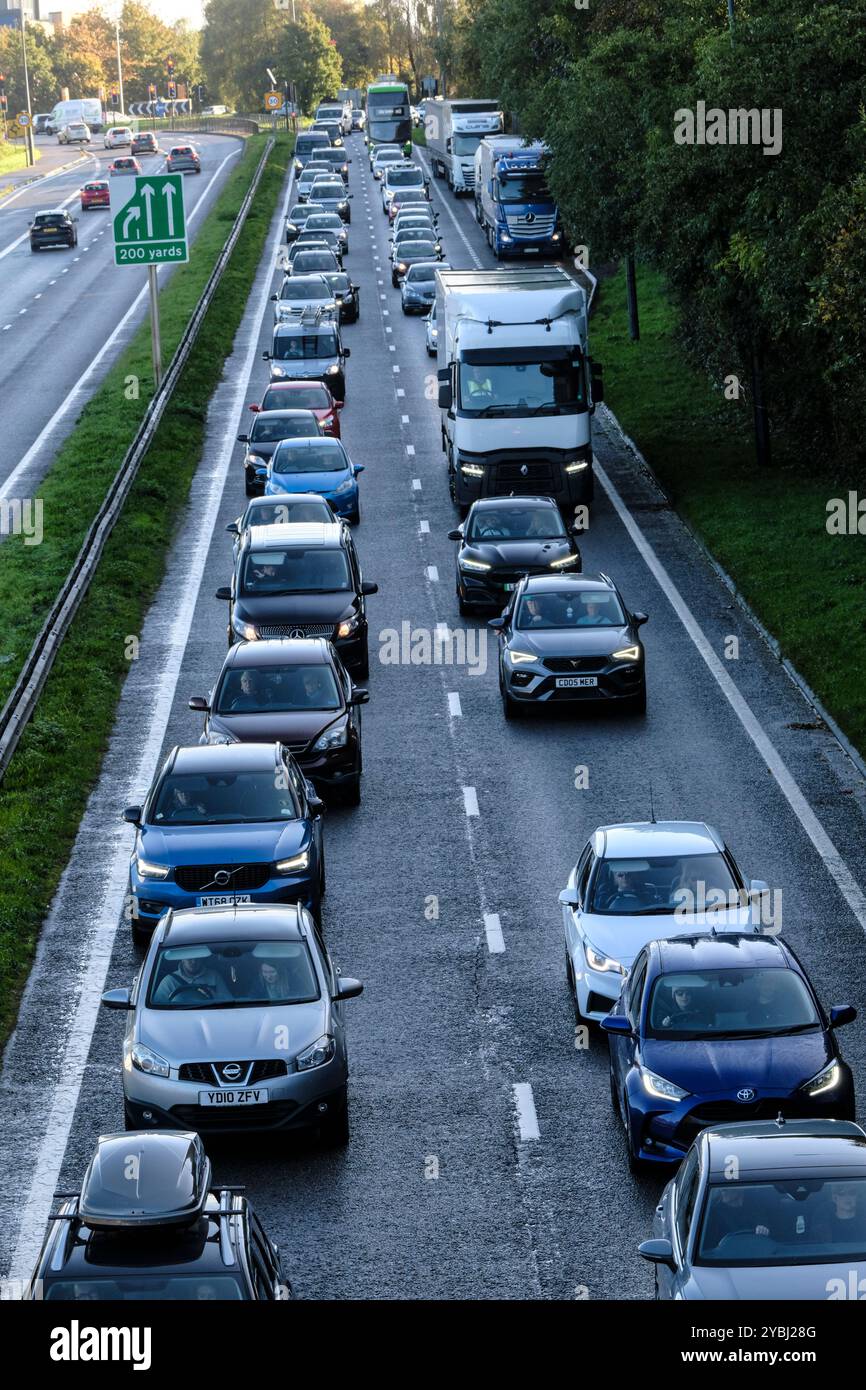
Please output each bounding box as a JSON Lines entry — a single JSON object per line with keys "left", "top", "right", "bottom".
{"left": 425, "top": 99, "right": 503, "bottom": 194}
{"left": 435, "top": 266, "right": 603, "bottom": 513}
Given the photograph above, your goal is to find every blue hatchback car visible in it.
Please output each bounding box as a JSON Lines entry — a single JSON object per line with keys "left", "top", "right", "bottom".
{"left": 602, "top": 934, "right": 856, "bottom": 1171}
{"left": 264, "top": 436, "right": 364, "bottom": 526}
{"left": 124, "top": 742, "right": 325, "bottom": 938}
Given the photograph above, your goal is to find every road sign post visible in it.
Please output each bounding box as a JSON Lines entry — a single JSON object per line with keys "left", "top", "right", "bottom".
{"left": 148, "top": 265, "right": 162, "bottom": 387}
{"left": 112, "top": 173, "right": 188, "bottom": 267}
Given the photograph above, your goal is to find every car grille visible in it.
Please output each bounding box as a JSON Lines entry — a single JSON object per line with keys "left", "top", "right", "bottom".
{"left": 257, "top": 623, "right": 335, "bottom": 640}
{"left": 174, "top": 863, "right": 271, "bottom": 892}
{"left": 171, "top": 1100, "right": 299, "bottom": 1130}
{"left": 493, "top": 461, "right": 557, "bottom": 493}
{"left": 506, "top": 212, "right": 557, "bottom": 240}
{"left": 675, "top": 1099, "right": 804, "bottom": 1146}
{"left": 544, "top": 656, "right": 606, "bottom": 673}
{"left": 178, "top": 1060, "right": 289, "bottom": 1084}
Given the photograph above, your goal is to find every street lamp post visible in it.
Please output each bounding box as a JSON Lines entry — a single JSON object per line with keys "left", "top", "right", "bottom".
{"left": 115, "top": 20, "right": 125, "bottom": 117}
{"left": 19, "top": 10, "right": 34, "bottom": 167}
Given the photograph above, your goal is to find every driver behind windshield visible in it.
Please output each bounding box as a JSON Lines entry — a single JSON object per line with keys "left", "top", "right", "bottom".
{"left": 152, "top": 951, "right": 232, "bottom": 1005}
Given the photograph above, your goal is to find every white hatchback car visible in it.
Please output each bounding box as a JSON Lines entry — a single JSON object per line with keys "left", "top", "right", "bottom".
{"left": 560, "top": 822, "right": 770, "bottom": 1024}
{"left": 104, "top": 126, "right": 132, "bottom": 149}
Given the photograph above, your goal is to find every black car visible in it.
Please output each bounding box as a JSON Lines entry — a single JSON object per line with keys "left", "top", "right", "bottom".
{"left": 288, "top": 246, "right": 342, "bottom": 278}
{"left": 23, "top": 1131, "right": 292, "bottom": 1301}
{"left": 29, "top": 208, "right": 78, "bottom": 251}
{"left": 237, "top": 409, "right": 322, "bottom": 496}
{"left": 284, "top": 201, "right": 323, "bottom": 242}
{"left": 191, "top": 638, "right": 367, "bottom": 805}
{"left": 312, "top": 120, "right": 343, "bottom": 147}
{"left": 490, "top": 572, "right": 648, "bottom": 718}
{"left": 449, "top": 496, "right": 582, "bottom": 615}
{"left": 263, "top": 321, "right": 350, "bottom": 402}
{"left": 217, "top": 522, "right": 378, "bottom": 678}
{"left": 131, "top": 130, "right": 159, "bottom": 156}
{"left": 321, "top": 270, "right": 360, "bottom": 324}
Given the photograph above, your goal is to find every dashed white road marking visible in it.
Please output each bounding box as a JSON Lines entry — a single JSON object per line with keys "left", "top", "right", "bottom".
{"left": 426, "top": 564, "right": 439, "bottom": 581}
{"left": 462, "top": 785, "right": 480, "bottom": 818}
{"left": 396, "top": 388, "right": 405, "bottom": 397}
{"left": 392, "top": 364, "right": 400, "bottom": 372}
{"left": 484, "top": 913, "right": 505, "bottom": 954}
{"left": 419, "top": 518, "right": 429, "bottom": 533}
{"left": 401, "top": 413, "right": 409, "bottom": 423}
{"left": 447, "top": 691, "right": 462, "bottom": 718}
{"left": 412, "top": 477, "right": 421, "bottom": 490}
{"left": 388, "top": 344, "right": 396, "bottom": 351}
{"left": 514, "top": 1083, "right": 540, "bottom": 1140}
{"left": 406, "top": 444, "right": 415, "bottom": 455}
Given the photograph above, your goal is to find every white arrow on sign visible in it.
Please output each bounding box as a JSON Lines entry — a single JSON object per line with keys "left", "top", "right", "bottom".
{"left": 162, "top": 181, "right": 176, "bottom": 237}
{"left": 122, "top": 206, "right": 141, "bottom": 239}
{"left": 140, "top": 183, "right": 155, "bottom": 238}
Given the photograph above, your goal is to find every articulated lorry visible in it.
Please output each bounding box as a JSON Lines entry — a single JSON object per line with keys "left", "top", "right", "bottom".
{"left": 435, "top": 266, "right": 603, "bottom": 513}
{"left": 474, "top": 137, "right": 563, "bottom": 259}
{"left": 425, "top": 99, "right": 503, "bottom": 195}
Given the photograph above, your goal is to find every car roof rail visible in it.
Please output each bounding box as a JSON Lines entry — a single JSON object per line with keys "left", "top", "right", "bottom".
{"left": 216, "top": 1186, "right": 245, "bottom": 1266}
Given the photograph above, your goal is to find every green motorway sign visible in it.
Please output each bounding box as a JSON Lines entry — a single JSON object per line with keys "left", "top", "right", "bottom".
{"left": 113, "top": 174, "right": 188, "bottom": 266}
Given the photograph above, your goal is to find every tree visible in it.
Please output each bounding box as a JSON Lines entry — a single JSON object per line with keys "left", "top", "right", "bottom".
{"left": 277, "top": 11, "right": 342, "bottom": 113}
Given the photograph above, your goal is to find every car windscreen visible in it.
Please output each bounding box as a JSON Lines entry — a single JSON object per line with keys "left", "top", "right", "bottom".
{"left": 397, "top": 243, "right": 436, "bottom": 261}
{"left": 272, "top": 331, "right": 338, "bottom": 360}
{"left": 292, "top": 253, "right": 338, "bottom": 273}
{"left": 216, "top": 662, "right": 341, "bottom": 714}
{"left": 323, "top": 273, "right": 351, "bottom": 296}
{"left": 150, "top": 770, "right": 298, "bottom": 825}
{"left": 241, "top": 545, "right": 351, "bottom": 592}
{"left": 271, "top": 441, "right": 347, "bottom": 474}
{"left": 587, "top": 853, "right": 739, "bottom": 917}
{"left": 404, "top": 264, "right": 437, "bottom": 284}
{"left": 695, "top": 1179, "right": 866, "bottom": 1267}
{"left": 646, "top": 968, "right": 819, "bottom": 1040}
{"left": 392, "top": 189, "right": 426, "bottom": 204}
{"left": 45, "top": 1276, "right": 246, "bottom": 1300}
{"left": 241, "top": 498, "right": 333, "bottom": 528}
{"left": 261, "top": 385, "right": 330, "bottom": 411}
{"left": 288, "top": 205, "right": 308, "bottom": 221}
{"left": 374, "top": 152, "right": 403, "bottom": 168}
{"left": 250, "top": 415, "right": 319, "bottom": 442}
{"left": 515, "top": 587, "right": 624, "bottom": 632}
{"left": 147, "top": 940, "right": 321, "bottom": 1009}
{"left": 396, "top": 228, "right": 433, "bottom": 244}
{"left": 311, "top": 183, "right": 344, "bottom": 199}
{"left": 467, "top": 506, "right": 566, "bottom": 541}
{"left": 387, "top": 167, "right": 423, "bottom": 187}
{"left": 459, "top": 356, "right": 585, "bottom": 416}
{"left": 296, "top": 135, "right": 328, "bottom": 154}
{"left": 305, "top": 215, "right": 342, "bottom": 230}
{"left": 278, "top": 278, "right": 330, "bottom": 301}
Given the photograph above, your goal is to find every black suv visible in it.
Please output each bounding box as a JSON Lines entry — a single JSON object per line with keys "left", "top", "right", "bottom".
{"left": 23, "top": 1131, "right": 292, "bottom": 1301}
{"left": 448, "top": 495, "right": 583, "bottom": 615}
{"left": 29, "top": 208, "right": 78, "bottom": 251}
{"left": 191, "top": 637, "right": 368, "bottom": 805}
{"left": 263, "top": 320, "right": 350, "bottom": 402}
{"left": 217, "top": 522, "right": 378, "bottom": 678}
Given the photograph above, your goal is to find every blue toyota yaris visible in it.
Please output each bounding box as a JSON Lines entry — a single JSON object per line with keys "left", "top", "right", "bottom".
{"left": 264, "top": 437, "right": 364, "bottom": 526}
{"left": 124, "top": 742, "right": 325, "bottom": 938}
{"left": 602, "top": 933, "right": 856, "bottom": 1172}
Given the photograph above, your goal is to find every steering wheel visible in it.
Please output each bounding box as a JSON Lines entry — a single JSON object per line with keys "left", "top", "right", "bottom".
{"left": 170, "top": 983, "right": 217, "bottom": 1003}
{"left": 715, "top": 1228, "right": 769, "bottom": 1251}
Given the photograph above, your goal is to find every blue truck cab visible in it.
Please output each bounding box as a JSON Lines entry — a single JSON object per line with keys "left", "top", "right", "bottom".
{"left": 474, "top": 137, "right": 563, "bottom": 260}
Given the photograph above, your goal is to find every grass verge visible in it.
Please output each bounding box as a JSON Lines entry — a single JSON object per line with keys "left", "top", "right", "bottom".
{"left": 0, "top": 139, "right": 40, "bottom": 174}
{"left": 591, "top": 263, "right": 866, "bottom": 758}
{"left": 0, "top": 130, "right": 293, "bottom": 1044}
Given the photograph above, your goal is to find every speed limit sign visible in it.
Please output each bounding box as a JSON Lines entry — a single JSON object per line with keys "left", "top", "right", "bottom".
{"left": 264, "top": 91, "right": 282, "bottom": 110}
{"left": 16, "top": 111, "right": 31, "bottom": 128}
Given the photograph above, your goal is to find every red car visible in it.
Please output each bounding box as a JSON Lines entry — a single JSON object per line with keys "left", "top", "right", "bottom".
{"left": 108, "top": 157, "right": 142, "bottom": 176}
{"left": 80, "top": 180, "right": 110, "bottom": 210}
{"left": 248, "top": 381, "right": 343, "bottom": 438}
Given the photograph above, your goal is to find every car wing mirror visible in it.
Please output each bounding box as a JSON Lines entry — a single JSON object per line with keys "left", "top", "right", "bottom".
{"left": 261, "top": 351, "right": 271, "bottom": 360}
{"left": 101, "top": 987, "right": 133, "bottom": 1010}
{"left": 226, "top": 521, "right": 239, "bottom": 535}
{"left": 600, "top": 1014, "right": 631, "bottom": 1036}
{"left": 351, "top": 687, "right": 370, "bottom": 705}
{"left": 236, "top": 433, "right": 249, "bottom": 443}
{"left": 188, "top": 696, "right": 209, "bottom": 711}
{"left": 353, "top": 463, "right": 365, "bottom": 474}
{"left": 487, "top": 616, "right": 505, "bottom": 630}
{"left": 638, "top": 1239, "right": 675, "bottom": 1268}
{"left": 334, "top": 976, "right": 363, "bottom": 1001}
{"left": 632, "top": 611, "right": 649, "bottom": 626}
{"left": 558, "top": 886, "right": 580, "bottom": 907}
{"left": 361, "top": 581, "right": 378, "bottom": 595}
{"left": 215, "top": 586, "right": 232, "bottom": 600}
{"left": 342, "top": 346, "right": 351, "bottom": 358}
{"left": 447, "top": 528, "right": 463, "bottom": 540}
{"left": 830, "top": 1005, "right": 857, "bottom": 1028}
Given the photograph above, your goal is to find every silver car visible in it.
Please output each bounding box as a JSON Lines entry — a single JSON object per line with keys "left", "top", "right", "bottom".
{"left": 102, "top": 903, "right": 363, "bottom": 1144}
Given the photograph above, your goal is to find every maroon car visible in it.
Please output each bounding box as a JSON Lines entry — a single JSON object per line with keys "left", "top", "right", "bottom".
{"left": 249, "top": 380, "right": 343, "bottom": 438}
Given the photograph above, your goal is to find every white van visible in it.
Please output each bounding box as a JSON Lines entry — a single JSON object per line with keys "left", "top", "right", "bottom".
{"left": 48, "top": 98, "right": 103, "bottom": 135}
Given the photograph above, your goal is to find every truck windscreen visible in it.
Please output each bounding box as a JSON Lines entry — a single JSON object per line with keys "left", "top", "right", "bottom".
{"left": 459, "top": 358, "right": 585, "bottom": 416}
{"left": 453, "top": 134, "right": 484, "bottom": 157}
{"left": 498, "top": 173, "right": 552, "bottom": 203}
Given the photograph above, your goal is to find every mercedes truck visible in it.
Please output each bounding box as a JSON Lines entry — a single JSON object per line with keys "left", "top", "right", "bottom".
{"left": 425, "top": 99, "right": 503, "bottom": 195}
{"left": 435, "top": 266, "right": 603, "bottom": 513}
{"left": 474, "top": 137, "right": 563, "bottom": 259}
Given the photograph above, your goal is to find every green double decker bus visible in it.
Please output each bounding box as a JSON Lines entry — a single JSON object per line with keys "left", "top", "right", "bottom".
{"left": 365, "top": 78, "right": 412, "bottom": 151}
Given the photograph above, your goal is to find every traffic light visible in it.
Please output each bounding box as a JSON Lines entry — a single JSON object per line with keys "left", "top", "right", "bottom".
{"left": 111, "top": 90, "right": 119, "bottom": 108}
{"left": 167, "top": 81, "right": 176, "bottom": 99}
{"left": 0, "top": 95, "right": 7, "bottom": 114}
{"left": 166, "top": 55, "right": 174, "bottom": 77}
{"left": 148, "top": 83, "right": 156, "bottom": 99}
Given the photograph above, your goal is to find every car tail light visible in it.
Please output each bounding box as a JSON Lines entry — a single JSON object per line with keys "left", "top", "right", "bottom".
{"left": 320, "top": 414, "right": 335, "bottom": 431}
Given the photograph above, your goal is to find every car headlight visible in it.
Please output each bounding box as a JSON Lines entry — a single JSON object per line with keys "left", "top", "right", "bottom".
{"left": 585, "top": 943, "right": 623, "bottom": 973}
{"left": 313, "top": 720, "right": 348, "bottom": 751}
{"left": 245, "top": 453, "right": 267, "bottom": 467}
{"left": 135, "top": 855, "right": 169, "bottom": 880}
{"left": 500, "top": 233, "right": 512, "bottom": 243}
{"left": 325, "top": 363, "right": 341, "bottom": 375}
{"left": 460, "top": 464, "right": 484, "bottom": 477}
{"left": 276, "top": 850, "right": 310, "bottom": 875}
{"left": 294, "top": 159, "right": 302, "bottom": 170}
{"left": 336, "top": 615, "right": 359, "bottom": 638}
{"left": 334, "top": 478, "right": 354, "bottom": 493}
{"left": 612, "top": 645, "right": 641, "bottom": 662}
{"left": 206, "top": 731, "right": 234, "bottom": 745}
{"left": 296, "top": 1034, "right": 335, "bottom": 1071}
{"left": 129, "top": 1043, "right": 170, "bottom": 1079}
{"left": 802, "top": 1060, "right": 841, "bottom": 1096}
{"left": 397, "top": 262, "right": 407, "bottom": 273}
{"left": 338, "top": 201, "right": 348, "bottom": 211}
{"left": 507, "top": 650, "right": 537, "bottom": 665}
{"left": 549, "top": 553, "right": 580, "bottom": 568}
{"left": 271, "top": 366, "right": 287, "bottom": 377}
{"left": 640, "top": 1067, "right": 688, "bottom": 1102}
{"left": 459, "top": 557, "right": 491, "bottom": 571}
{"left": 565, "top": 460, "right": 589, "bottom": 474}
{"left": 231, "top": 614, "right": 258, "bottom": 640}
{"left": 552, "top": 231, "right": 561, "bottom": 242}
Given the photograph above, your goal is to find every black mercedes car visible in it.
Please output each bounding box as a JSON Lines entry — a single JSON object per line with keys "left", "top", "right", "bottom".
{"left": 449, "top": 496, "right": 582, "bottom": 615}
{"left": 217, "top": 522, "right": 377, "bottom": 678}
{"left": 490, "top": 572, "right": 648, "bottom": 718}
{"left": 23, "top": 1131, "right": 292, "bottom": 1301}
{"left": 191, "top": 638, "right": 367, "bottom": 805}
{"left": 236, "top": 409, "right": 322, "bottom": 496}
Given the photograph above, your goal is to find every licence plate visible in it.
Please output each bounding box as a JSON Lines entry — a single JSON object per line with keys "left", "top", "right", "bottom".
{"left": 556, "top": 676, "right": 598, "bottom": 688}
{"left": 197, "top": 893, "right": 252, "bottom": 907}
{"left": 199, "top": 1088, "right": 268, "bottom": 1107}
{"left": 523, "top": 247, "right": 540, "bottom": 253}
